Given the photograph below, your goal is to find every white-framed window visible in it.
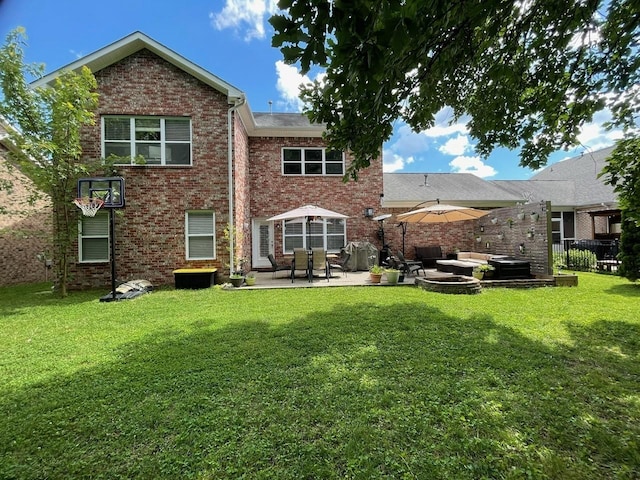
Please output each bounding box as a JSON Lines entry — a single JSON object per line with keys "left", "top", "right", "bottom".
{"left": 283, "top": 218, "right": 346, "bottom": 253}
{"left": 102, "top": 116, "right": 192, "bottom": 166}
{"left": 282, "top": 147, "right": 344, "bottom": 175}
{"left": 78, "top": 211, "right": 109, "bottom": 263}
{"left": 186, "top": 211, "right": 216, "bottom": 260}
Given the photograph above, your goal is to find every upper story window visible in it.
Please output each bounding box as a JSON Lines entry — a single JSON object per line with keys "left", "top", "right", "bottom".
{"left": 282, "top": 148, "right": 344, "bottom": 176}
{"left": 102, "top": 116, "right": 192, "bottom": 166}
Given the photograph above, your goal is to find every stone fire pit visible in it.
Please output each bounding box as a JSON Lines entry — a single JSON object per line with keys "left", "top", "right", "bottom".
{"left": 416, "top": 274, "right": 481, "bottom": 294}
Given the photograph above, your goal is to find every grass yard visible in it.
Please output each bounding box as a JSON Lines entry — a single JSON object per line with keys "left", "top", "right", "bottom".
{"left": 1, "top": 273, "right": 639, "bottom": 479}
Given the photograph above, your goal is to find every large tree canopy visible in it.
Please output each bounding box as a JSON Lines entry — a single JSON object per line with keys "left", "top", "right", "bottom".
{"left": 270, "top": 0, "right": 639, "bottom": 179}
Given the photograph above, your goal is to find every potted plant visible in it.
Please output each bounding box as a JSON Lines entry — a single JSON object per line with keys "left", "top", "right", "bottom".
{"left": 369, "top": 265, "right": 384, "bottom": 284}
{"left": 229, "top": 273, "right": 244, "bottom": 287}
{"left": 530, "top": 211, "right": 539, "bottom": 221}
{"left": 384, "top": 268, "right": 400, "bottom": 285}
{"left": 244, "top": 272, "right": 256, "bottom": 286}
{"left": 472, "top": 264, "right": 495, "bottom": 279}
{"left": 517, "top": 204, "right": 526, "bottom": 220}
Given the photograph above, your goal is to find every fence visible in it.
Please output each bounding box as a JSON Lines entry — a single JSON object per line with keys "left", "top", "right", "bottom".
{"left": 552, "top": 239, "right": 620, "bottom": 272}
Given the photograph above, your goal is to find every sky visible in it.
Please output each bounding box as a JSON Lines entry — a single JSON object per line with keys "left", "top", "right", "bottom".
{"left": 0, "top": 0, "right": 623, "bottom": 180}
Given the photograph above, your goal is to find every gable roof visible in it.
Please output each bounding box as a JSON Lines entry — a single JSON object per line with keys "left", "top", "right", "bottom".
{"left": 383, "top": 146, "right": 618, "bottom": 209}
{"left": 528, "top": 146, "right": 617, "bottom": 206}
{"left": 31, "top": 31, "right": 245, "bottom": 102}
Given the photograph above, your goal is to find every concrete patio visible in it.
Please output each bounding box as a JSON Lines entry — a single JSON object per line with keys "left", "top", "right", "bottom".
{"left": 235, "top": 270, "right": 418, "bottom": 289}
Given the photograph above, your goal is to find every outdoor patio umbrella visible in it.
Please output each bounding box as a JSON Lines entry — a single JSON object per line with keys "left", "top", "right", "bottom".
{"left": 267, "top": 204, "right": 349, "bottom": 223}
{"left": 267, "top": 205, "right": 349, "bottom": 250}
{"left": 396, "top": 203, "right": 489, "bottom": 223}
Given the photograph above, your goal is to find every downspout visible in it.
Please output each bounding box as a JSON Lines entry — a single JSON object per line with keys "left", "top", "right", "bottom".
{"left": 227, "top": 95, "right": 246, "bottom": 275}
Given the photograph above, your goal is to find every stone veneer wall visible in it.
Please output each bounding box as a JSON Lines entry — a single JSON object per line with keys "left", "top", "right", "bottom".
{"left": 74, "top": 49, "right": 233, "bottom": 288}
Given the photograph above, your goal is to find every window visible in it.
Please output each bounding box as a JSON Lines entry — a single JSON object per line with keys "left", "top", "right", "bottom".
{"left": 103, "top": 116, "right": 192, "bottom": 166}
{"left": 282, "top": 148, "right": 344, "bottom": 175}
{"left": 186, "top": 211, "right": 216, "bottom": 260}
{"left": 283, "top": 218, "right": 346, "bottom": 253}
{"left": 78, "top": 212, "right": 109, "bottom": 262}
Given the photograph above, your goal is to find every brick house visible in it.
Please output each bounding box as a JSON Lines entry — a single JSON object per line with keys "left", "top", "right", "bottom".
{"left": 0, "top": 119, "right": 53, "bottom": 286}
{"left": 33, "top": 32, "right": 383, "bottom": 289}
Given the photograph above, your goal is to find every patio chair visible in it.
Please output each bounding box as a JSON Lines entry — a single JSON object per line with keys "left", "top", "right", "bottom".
{"left": 268, "top": 254, "right": 292, "bottom": 279}
{"left": 311, "top": 248, "right": 330, "bottom": 281}
{"left": 329, "top": 251, "right": 351, "bottom": 277}
{"left": 396, "top": 251, "right": 425, "bottom": 276}
{"left": 291, "top": 248, "right": 311, "bottom": 282}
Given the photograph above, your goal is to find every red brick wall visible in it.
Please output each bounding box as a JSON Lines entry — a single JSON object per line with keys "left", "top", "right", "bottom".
{"left": 0, "top": 148, "right": 53, "bottom": 286}
{"left": 73, "top": 49, "right": 232, "bottom": 288}
{"left": 248, "top": 137, "right": 384, "bottom": 258}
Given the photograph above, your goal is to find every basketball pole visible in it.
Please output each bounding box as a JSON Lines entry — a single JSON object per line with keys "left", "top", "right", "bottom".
{"left": 109, "top": 208, "right": 116, "bottom": 302}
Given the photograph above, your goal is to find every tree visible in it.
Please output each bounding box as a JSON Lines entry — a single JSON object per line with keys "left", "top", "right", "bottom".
{"left": 270, "top": 0, "right": 639, "bottom": 179}
{"left": 0, "top": 28, "right": 99, "bottom": 297}
{"left": 601, "top": 138, "right": 640, "bottom": 282}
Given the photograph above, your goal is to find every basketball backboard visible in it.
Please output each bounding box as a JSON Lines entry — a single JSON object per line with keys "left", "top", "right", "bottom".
{"left": 77, "top": 177, "right": 125, "bottom": 208}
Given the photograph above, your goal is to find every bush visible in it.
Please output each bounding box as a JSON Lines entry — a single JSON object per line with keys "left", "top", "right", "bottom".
{"left": 554, "top": 249, "right": 597, "bottom": 271}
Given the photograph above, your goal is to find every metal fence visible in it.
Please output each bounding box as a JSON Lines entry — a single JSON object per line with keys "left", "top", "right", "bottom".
{"left": 552, "top": 239, "right": 620, "bottom": 272}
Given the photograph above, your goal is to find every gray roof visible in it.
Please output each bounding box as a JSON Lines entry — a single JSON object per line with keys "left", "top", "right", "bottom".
{"left": 383, "top": 172, "right": 521, "bottom": 208}
{"left": 383, "top": 146, "right": 619, "bottom": 209}
{"left": 253, "top": 112, "right": 320, "bottom": 128}
{"left": 529, "top": 146, "right": 617, "bottom": 206}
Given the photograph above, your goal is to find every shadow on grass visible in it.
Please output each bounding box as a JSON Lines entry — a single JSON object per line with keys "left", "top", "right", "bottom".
{"left": 0, "top": 282, "right": 105, "bottom": 316}
{"left": 1, "top": 302, "right": 639, "bottom": 479}
{"left": 605, "top": 282, "right": 640, "bottom": 297}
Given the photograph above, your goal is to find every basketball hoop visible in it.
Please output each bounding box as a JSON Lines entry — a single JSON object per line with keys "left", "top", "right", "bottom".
{"left": 73, "top": 197, "right": 105, "bottom": 217}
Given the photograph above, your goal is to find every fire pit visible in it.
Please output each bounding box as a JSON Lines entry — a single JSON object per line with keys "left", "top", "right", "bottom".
{"left": 416, "top": 275, "right": 481, "bottom": 294}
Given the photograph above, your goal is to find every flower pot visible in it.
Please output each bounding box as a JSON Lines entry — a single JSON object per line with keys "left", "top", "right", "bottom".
{"left": 530, "top": 213, "right": 539, "bottom": 221}
{"left": 385, "top": 270, "right": 400, "bottom": 284}
{"left": 229, "top": 276, "right": 244, "bottom": 287}
{"left": 244, "top": 276, "right": 256, "bottom": 286}
{"left": 472, "top": 271, "right": 484, "bottom": 280}
{"left": 517, "top": 212, "right": 525, "bottom": 220}
{"left": 491, "top": 217, "right": 498, "bottom": 224}
{"left": 370, "top": 273, "right": 382, "bottom": 284}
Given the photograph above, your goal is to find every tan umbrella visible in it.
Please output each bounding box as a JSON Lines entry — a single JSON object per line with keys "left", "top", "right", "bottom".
{"left": 396, "top": 203, "right": 489, "bottom": 223}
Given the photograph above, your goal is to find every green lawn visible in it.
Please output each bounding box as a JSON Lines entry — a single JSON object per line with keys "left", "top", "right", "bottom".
{"left": 1, "top": 274, "right": 639, "bottom": 479}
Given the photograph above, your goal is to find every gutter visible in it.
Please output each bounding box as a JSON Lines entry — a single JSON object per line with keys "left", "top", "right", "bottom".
{"left": 227, "top": 95, "right": 246, "bottom": 275}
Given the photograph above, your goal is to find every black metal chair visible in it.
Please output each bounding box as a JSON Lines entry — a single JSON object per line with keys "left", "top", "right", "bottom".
{"left": 396, "top": 251, "right": 425, "bottom": 276}
{"left": 268, "top": 253, "right": 292, "bottom": 279}
{"left": 329, "top": 252, "right": 351, "bottom": 277}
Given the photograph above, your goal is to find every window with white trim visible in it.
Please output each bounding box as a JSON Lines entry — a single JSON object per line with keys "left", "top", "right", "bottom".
{"left": 78, "top": 211, "right": 109, "bottom": 262}
{"left": 282, "top": 148, "right": 344, "bottom": 175}
{"left": 283, "top": 218, "right": 346, "bottom": 253}
{"left": 186, "top": 211, "right": 216, "bottom": 260}
{"left": 103, "top": 116, "right": 192, "bottom": 166}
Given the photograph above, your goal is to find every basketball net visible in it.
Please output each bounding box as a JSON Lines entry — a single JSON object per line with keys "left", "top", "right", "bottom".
{"left": 73, "top": 197, "right": 105, "bottom": 217}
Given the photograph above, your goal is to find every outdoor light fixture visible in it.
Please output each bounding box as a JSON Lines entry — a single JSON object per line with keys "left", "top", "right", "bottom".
{"left": 364, "top": 207, "right": 374, "bottom": 218}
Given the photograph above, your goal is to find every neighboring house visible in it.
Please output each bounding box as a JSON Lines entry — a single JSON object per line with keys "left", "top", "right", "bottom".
{"left": 33, "top": 32, "right": 383, "bottom": 289}
{"left": 0, "top": 119, "right": 53, "bottom": 286}
{"left": 382, "top": 147, "right": 620, "bottom": 256}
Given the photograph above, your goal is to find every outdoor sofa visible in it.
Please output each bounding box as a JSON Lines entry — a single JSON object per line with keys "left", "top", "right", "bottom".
{"left": 414, "top": 245, "right": 445, "bottom": 268}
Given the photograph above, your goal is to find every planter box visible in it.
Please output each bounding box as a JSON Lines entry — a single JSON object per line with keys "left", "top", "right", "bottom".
{"left": 173, "top": 268, "right": 217, "bottom": 289}
{"left": 554, "top": 274, "right": 578, "bottom": 287}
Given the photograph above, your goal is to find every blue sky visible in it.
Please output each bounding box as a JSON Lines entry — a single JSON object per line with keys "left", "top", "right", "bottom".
{"left": 0, "top": 0, "right": 621, "bottom": 180}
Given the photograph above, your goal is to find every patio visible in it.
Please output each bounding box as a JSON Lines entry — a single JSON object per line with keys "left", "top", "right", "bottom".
{"left": 237, "top": 270, "right": 417, "bottom": 289}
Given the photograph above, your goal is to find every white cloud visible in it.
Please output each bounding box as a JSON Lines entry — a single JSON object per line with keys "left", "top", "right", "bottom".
{"left": 449, "top": 156, "right": 497, "bottom": 178}
{"left": 273, "top": 61, "right": 326, "bottom": 112}
{"left": 383, "top": 150, "right": 414, "bottom": 172}
{"left": 210, "top": 0, "right": 278, "bottom": 41}
{"left": 421, "top": 107, "right": 469, "bottom": 138}
{"left": 438, "top": 134, "right": 471, "bottom": 156}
